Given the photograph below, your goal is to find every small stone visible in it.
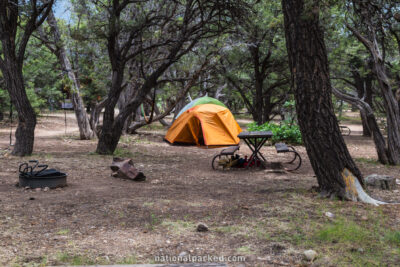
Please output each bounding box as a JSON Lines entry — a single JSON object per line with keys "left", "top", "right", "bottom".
{"left": 166, "top": 240, "right": 171, "bottom": 244}
{"left": 196, "top": 223, "right": 209, "bottom": 232}
{"left": 361, "top": 215, "right": 368, "bottom": 221}
{"left": 394, "top": 190, "right": 399, "bottom": 193}
{"left": 178, "top": 251, "right": 187, "bottom": 257}
{"left": 35, "top": 188, "right": 41, "bottom": 192}
{"left": 358, "top": 248, "right": 364, "bottom": 253}
{"left": 25, "top": 186, "right": 30, "bottom": 190}
{"left": 43, "top": 187, "right": 50, "bottom": 192}
{"left": 325, "top": 212, "right": 335, "bottom": 218}
{"left": 304, "top": 250, "right": 317, "bottom": 261}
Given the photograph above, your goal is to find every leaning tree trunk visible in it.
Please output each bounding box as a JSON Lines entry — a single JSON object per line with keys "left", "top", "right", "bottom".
{"left": 348, "top": 0, "right": 400, "bottom": 165}
{"left": 281, "top": 0, "right": 381, "bottom": 203}
{"left": 47, "top": 11, "right": 93, "bottom": 140}
{"left": 332, "top": 87, "right": 389, "bottom": 164}
{"left": 2, "top": 63, "right": 36, "bottom": 156}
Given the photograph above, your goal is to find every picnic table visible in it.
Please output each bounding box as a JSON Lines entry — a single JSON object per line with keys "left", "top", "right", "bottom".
{"left": 237, "top": 131, "right": 273, "bottom": 168}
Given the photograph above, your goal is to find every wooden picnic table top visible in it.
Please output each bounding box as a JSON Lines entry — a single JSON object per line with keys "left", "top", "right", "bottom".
{"left": 237, "top": 131, "right": 273, "bottom": 139}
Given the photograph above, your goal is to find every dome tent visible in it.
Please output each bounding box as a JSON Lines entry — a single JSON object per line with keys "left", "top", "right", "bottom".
{"left": 175, "top": 96, "right": 226, "bottom": 119}
{"left": 165, "top": 103, "right": 242, "bottom": 146}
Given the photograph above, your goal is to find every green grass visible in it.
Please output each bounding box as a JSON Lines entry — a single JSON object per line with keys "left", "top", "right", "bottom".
{"left": 236, "top": 246, "right": 253, "bottom": 255}
{"left": 56, "top": 252, "right": 96, "bottom": 266}
{"left": 113, "top": 147, "right": 135, "bottom": 158}
{"left": 316, "top": 219, "right": 371, "bottom": 243}
{"left": 161, "top": 219, "right": 196, "bottom": 234}
{"left": 116, "top": 255, "right": 137, "bottom": 264}
{"left": 56, "top": 229, "right": 70, "bottom": 235}
{"left": 355, "top": 157, "right": 381, "bottom": 165}
{"left": 141, "top": 123, "right": 165, "bottom": 131}
{"left": 385, "top": 231, "right": 400, "bottom": 245}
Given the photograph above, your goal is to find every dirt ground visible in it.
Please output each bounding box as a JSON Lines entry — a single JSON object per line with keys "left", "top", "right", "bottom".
{"left": 0, "top": 112, "right": 400, "bottom": 267}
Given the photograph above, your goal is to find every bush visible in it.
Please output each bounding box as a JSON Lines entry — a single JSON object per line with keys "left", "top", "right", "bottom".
{"left": 247, "top": 120, "right": 303, "bottom": 145}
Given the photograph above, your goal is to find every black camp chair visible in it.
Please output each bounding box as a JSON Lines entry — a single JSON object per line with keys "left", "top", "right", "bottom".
{"left": 19, "top": 160, "right": 67, "bottom": 188}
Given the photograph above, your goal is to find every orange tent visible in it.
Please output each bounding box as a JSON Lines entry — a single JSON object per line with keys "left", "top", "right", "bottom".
{"left": 165, "top": 104, "right": 242, "bottom": 146}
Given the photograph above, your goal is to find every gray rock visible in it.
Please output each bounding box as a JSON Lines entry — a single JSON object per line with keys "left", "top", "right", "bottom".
{"left": 196, "top": 223, "right": 209, "bottom": 232}
{"left": 304, "top": 249, "right": 317, "bottom": 261}
{"left": 365, "top": 174, "right": 396, "bottom": 190}
{"left": 325, "top": 212, "right": 335, "bottom": 218}
{"left": 43, "top": 187, "right": 50, "bottom": 192}
{"left": 178, "top": 251, "right": 187, "bottom": 257}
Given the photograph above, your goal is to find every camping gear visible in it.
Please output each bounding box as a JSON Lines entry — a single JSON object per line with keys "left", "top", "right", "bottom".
{"left": 165, "top": 104, "right": 242, "bottom": 146}
{"left": 110, "top": 157, "right": 146, "bottom": 181}
{"left": 238, "top": 131, "right": 273, "bottom": 168}
{"left": 18, "top": 160, "right": 67, "bottom": 188}
{"left": 175, "top": 96, "right": 226, "bottom": 119}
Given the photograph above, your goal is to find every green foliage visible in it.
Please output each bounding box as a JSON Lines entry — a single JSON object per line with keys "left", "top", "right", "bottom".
{"left": 316, "top": 219, "right": 371, "bottom": 243}
{"left": 247, "top": 120, "right": 303, "bottom": 145}
{"left": 385, "top": 231, "right": 400, "bottom": 245}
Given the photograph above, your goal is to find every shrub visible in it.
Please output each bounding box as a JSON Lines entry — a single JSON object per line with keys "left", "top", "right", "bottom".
{"left": 247, "top": 120, "right": 303, "bottom": 145}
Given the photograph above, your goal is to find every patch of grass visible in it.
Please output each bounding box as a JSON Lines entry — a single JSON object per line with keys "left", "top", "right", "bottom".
{"left": 161, "top": 219, "right": 196, "bottom": 234}
{"left": 316, "top": 219, "right": 371, "bottom": 243}
{"left": 338, "top": 115, "right": 361, "bottom": 123}
{"left": 355, "top": 157, "right": 380, "bottom": 165}
{"left": 56, "top": 252, "right": 95, "bottom": 266}
{"left": 141, "top": 123, "right": 165, "bottom": 131}
{"left": 145, "top": 213, "right": 162, "bottom": 231}
{"left": 116, "top": 255, "right": 137, "bottom": 264}
{"left": 119, "top": 135, "right": 137, "bottom": 144}
{"left": 385, "top": 231, "right": 400, "bottom": 245}
{"left": 215, "top": 225, "right": 242, "bottom": 234}
{"left": 236, "top": 246, "right": 253, "bottom": 255}
{"left": 143, "top": 202, "right": 154, "bottom": 207}
{"left": 56, "top": 229, "right": 70, "bottom": 235}
{"left": 113, "top": 147, "right": 135, "bottom": 158}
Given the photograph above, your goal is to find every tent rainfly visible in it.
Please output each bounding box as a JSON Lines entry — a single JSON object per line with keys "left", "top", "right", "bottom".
{"left": 165, "top": 103, "right": 242, "bottom": 146}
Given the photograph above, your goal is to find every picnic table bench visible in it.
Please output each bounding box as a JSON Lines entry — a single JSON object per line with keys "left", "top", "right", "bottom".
{"left": 211, "top": 132, "right": 302, "bottom": 171}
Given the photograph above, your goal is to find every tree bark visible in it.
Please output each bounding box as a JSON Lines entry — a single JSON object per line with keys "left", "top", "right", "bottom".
{"left": 348, "top": 0, "right": 400, "bottom": 165}
{"left": 332, "top": 87, "right": 389, "bottom": 164}
{"left": 282, "top": 0, "right": 365, "bottom": 200}
{"left": 2, "top": 64, "right": 36, "bottom": 156}
{"left": 46, "top": 11, "right": 93, "bottom": 140}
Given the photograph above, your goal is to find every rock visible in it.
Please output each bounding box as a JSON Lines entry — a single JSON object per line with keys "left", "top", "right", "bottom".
{"left": 43, "top": 187, "right": 50, "bottom": 192}
{"left": 178, "top": 251, "right": 187, "bottom": 257}
{"left": 358, "top": 248, "right": 364, "bottom": 253}
{"left": 361, "top": 215, "right": 368, "bottom": 221}
{"left": 35, "top": 188, "right": 41, "bottom": 192}
{"left": 324, "top": 212, "right": 335, "bottom": 218}
{"left": 304, "top": 250, "right": 317, "bottom": 261}
{"left": 196, "top": 223, "right": 209, "bottom": 232}
{"left": 365, "top": 174, "right": 396, "bottom": 190}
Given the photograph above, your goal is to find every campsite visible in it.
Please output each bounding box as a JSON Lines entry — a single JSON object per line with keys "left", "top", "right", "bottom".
{"left": 1, "top": 0, "right": 400, "bottom": 266}
{"left": 1, "top": 113, "right": 400, "bottom": 266}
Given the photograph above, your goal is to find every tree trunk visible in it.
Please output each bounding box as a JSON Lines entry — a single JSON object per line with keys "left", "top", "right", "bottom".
{"left": 47, "top": 11, "right": 93, "bottom": 140}
{"left": 332, "top": 87, "right": 389, "bottom": 164}
{"left": 282, "top": 0, "right": 367, "bottom": 200}
{"left": 96, "top": 65, "right": 126, "bottom": 154}
{"left": 2, "top": 64, "right": 36, "bottom": 156}
{"left": 348, "top": 0, "right": 400, "bottom": 165}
